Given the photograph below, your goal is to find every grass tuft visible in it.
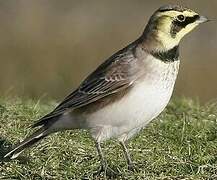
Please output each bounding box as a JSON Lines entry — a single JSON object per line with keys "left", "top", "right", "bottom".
{"left": 0, "top": 97, "right": 217, "bottom": 179}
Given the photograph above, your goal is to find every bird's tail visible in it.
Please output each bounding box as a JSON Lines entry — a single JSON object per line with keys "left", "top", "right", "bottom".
{"left": 4, "top": 127, "right": 49, "bottom": 159}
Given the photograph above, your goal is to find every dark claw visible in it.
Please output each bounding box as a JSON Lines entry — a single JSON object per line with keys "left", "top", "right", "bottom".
{"left": 128, "top": 163, "right": 138, "bottom": 172}
{"left": 93, "top": 164, "right": 120, "bottom": 177}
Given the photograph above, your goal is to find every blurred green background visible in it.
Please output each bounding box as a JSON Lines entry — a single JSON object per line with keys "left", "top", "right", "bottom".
{"left": 0, "top": 0, "right": 216, "bottom": 102}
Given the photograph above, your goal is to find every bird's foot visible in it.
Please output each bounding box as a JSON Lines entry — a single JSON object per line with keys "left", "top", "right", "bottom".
{"left": 128, "top": 162, "right": 138, "bottom": 172}
{"left": 93, "top": 163, "right": 120, "bottom": 177}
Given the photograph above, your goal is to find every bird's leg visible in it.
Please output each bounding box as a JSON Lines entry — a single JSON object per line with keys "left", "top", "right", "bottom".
{"left": 95, "top": 142, "right": 107, "bottom": 174}
{"left": 94, "top": 142, "right": 118, "bottom": 177}
{"left": 120, "top": 141, "right": 136, "bottom": 171}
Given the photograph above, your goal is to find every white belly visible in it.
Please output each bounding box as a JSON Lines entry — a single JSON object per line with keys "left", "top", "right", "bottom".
{"left": 85, "top": 60, "right": 180, "bottom": 142}
{"left": 87, "top": 77, "right": 175, "bottom": 141}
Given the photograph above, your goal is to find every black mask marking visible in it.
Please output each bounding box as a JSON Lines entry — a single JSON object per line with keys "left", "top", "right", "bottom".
{"left": 171, "top": 15, "right": 200, "bottom": 37}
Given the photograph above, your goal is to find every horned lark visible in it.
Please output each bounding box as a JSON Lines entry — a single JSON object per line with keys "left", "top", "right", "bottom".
{"left": 5, "top": 4, "right": 208, "bottom": 175}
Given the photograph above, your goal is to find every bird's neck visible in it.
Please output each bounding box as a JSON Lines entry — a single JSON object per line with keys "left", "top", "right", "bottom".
{"left": 150, "top": 45, "right": 179, "bottom": 63}
{"left": 139, "top": 30, "right": 180, "bottom": 63}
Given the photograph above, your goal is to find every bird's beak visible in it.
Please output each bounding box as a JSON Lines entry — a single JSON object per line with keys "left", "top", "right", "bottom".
{"left": 197, "top": 15, "right": 210, "bottom": 24}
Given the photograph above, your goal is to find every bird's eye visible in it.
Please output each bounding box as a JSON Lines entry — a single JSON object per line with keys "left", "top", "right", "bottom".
{"left": 177, "top": 15, "right": 185, "bottom": 22}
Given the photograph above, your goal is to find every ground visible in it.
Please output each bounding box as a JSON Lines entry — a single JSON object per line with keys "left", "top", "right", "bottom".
{"left": 0, "top": 97, "right": 217, "bottom": 179}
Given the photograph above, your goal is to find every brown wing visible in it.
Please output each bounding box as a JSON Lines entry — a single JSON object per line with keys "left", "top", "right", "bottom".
{"left": 33, "top": 42, "right": 143, "bottom": 127}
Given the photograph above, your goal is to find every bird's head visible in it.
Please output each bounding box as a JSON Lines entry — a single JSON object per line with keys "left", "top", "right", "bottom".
{"left": 143, "top": 5, "right": 209, "bottom": 50}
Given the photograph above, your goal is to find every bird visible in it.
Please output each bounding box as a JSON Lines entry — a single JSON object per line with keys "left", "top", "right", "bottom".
{"left": 4, "top": 4, "right": 208, "bottom": 175}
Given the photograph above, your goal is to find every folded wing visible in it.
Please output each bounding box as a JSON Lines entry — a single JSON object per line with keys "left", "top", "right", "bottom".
{"left": 33, "top": 44, "right": 143, "bottom": 127}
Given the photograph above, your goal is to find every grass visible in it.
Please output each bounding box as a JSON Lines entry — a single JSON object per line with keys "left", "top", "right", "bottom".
{"left": 0, "top": 97, "right": 217, "bottom": 179}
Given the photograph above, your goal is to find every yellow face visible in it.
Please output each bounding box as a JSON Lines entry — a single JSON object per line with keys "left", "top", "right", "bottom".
{"left": 151, "top": 6, "right": 208, "bottom": 49}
